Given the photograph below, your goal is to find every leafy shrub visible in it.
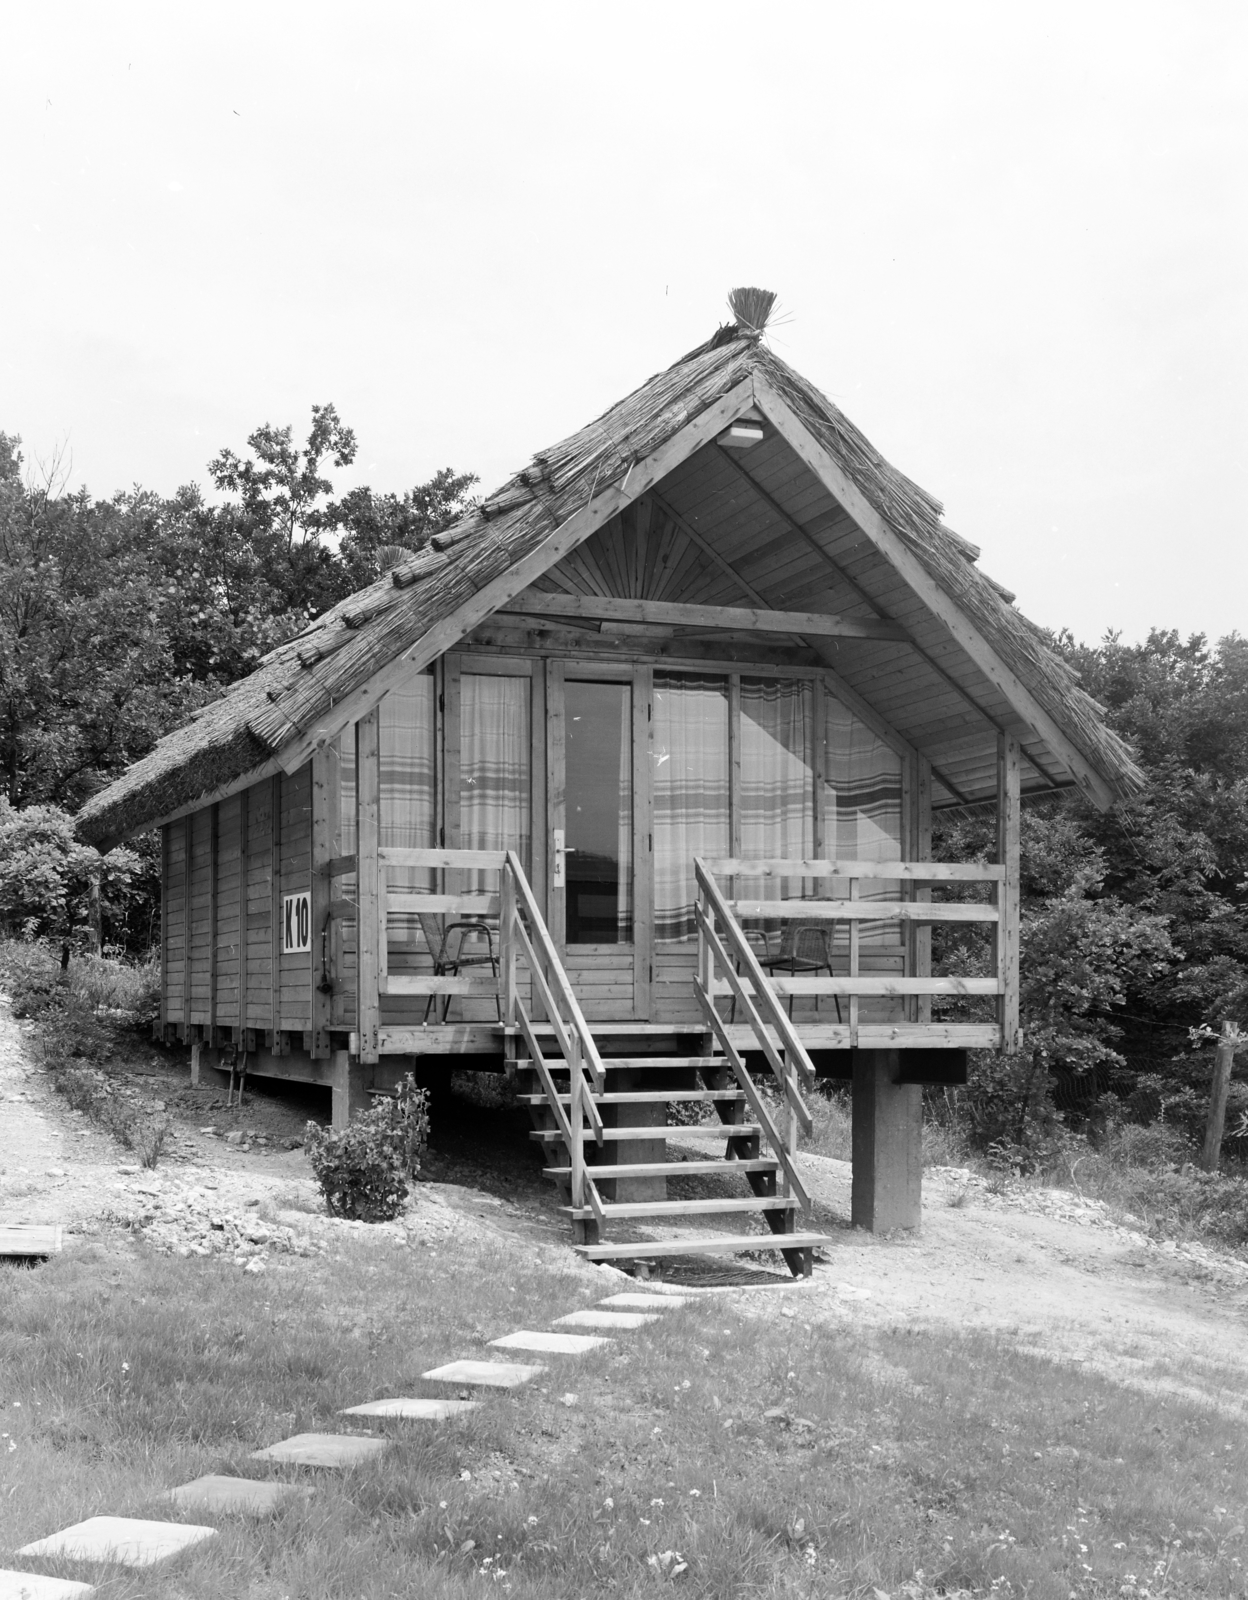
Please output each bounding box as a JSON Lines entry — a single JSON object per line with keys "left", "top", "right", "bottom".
{"left": 304, "top": 1074, "right": 430, "bottom": 1221}
{"left": 1, "top": 939, "right": 64, "bottom": 1017}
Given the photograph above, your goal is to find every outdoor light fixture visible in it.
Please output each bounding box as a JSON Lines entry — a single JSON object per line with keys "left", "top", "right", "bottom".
{"left": 717, "top": 420, "right": 765, "bottom": 450}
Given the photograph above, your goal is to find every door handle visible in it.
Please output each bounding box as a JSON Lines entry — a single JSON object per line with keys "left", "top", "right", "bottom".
{"left": 553, "top": 828, "right": 566, "bottom": 889}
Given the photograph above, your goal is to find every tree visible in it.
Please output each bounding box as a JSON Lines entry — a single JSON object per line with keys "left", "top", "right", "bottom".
{"left": 208, "top": 403, "right": 358, "bottom": 552}
{"left": 0, "top": 438, "right": 202, "bottom": 810}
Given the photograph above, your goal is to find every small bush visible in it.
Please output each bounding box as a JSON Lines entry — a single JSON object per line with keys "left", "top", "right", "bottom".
{"left": 305, "top": 1074, "right": 430, "bottom": 1221}
{"left": 133, "top": 1117, "right": 172, "bottom": 1169}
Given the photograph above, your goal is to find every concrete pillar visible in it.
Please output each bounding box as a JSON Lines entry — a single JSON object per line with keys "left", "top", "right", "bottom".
{"left": 851, "top": 1049, "right": 922, "bottom": 1232}
{"left": 331, "top": 1050, "right": 370, "bottom": 1130}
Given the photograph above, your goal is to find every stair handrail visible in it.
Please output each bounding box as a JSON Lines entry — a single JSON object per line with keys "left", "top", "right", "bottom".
{"left": 500, "top": 851, "right": 607, "bottom": 1225}
{"left": 503, "top": 850, "right": 606, "bottom": 1092}
{"left": 694, "top": 858, "right": 818, "bottom": 1093}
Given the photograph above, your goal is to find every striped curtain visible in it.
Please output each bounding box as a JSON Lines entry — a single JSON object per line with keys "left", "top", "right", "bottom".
{"left": 381, "top": 676, "right": 437, "bottom": 944}
{"left": 461, "top": 673, "right": 531, "bottom": 868}
{"left": 739, "top": 678, "right": 814, "bottom": 903}
{"left": 653, "top": 674, "right": 729, "bottom": 942}
{"left": 824, "top": 694, "right": 902, "bottom": 947}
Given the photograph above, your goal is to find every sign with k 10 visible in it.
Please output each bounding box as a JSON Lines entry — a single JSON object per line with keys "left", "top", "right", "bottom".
{"left": 282, "top": 891, "right": 312, "bottom": 954}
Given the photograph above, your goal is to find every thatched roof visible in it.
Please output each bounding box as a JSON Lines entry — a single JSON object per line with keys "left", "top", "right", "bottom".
{"left": 78, "top": 325, "right": 1141, "bottom": 847}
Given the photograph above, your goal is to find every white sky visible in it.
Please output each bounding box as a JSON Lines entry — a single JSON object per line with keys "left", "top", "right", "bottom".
{"left": 2, "top": 1, "right": 1244, "bottom": 647}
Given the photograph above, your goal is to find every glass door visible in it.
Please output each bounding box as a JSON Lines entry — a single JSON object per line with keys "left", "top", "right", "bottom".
{"left": 552, "top": 673, "right": 640, "bottom": 1019}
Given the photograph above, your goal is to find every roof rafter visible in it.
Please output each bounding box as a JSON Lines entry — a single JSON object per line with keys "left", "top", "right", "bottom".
{"left": 718, "top": 421, "right": 1066, "bottom": 794}
{"left": 754, "top": 372, "right": 1115, "bottom": 810}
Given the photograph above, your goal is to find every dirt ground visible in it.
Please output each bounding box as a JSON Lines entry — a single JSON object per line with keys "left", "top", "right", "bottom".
{"left": 3, "top": 1000, "right": 1247, "bottom": 1418}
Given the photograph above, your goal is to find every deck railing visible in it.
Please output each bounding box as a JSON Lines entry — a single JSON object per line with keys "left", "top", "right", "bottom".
{"left": 695, "top": 855, "right": 1015, "bottom": 1053}
{"left": 336, "top": 844, "right": 605, "bottom": 1220}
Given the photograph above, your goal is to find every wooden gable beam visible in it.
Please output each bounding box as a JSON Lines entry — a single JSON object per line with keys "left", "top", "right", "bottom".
{"left": 276, "top": 378, "right": 760, "bottom": 774}
{"left": 500, "top": 589, "right": 908, "bottom": 641}
{"left": 752, "top": 373, "right": 1117, "bottom": 811}
{"left": 713, "top": 437, "right": 1064, "bottom": 793}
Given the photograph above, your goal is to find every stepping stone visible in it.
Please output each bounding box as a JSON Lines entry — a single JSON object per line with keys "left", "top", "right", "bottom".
{"left": 17, "top": 1516, "right": 217, "bottom": 1569}
{"left": 340, "top": 1397, "right": 479, "bottom": 1421}
{"left": 166, "top": 1475, "right": 315, "bottom": 1516}
{"left": 0, "top": 1573, "right": 95, "bottom": 1600}
{"left": 489, "top": 1330, "right": 608, "bottom": 1355}
{"left": 421, "top": 1359, "right": 545, "bottom": 1389}
{"left": 600, "top": 1292, "right": 689, "bottom": 1309}
{"left": 249, "top": 1433, "right": 389, "bottom": 1468}
{"left": 553, "top": 1309, "right": 658, "bottom": 1330}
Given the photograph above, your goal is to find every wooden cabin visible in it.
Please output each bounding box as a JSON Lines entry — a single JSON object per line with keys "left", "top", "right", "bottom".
{"left": 78, "top": 293, "right": 1141, "bottom": 1273}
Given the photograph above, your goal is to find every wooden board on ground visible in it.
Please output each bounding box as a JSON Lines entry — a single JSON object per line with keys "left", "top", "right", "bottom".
{"left": 0, "top": 1224, "right": 63, "bottom": 1256}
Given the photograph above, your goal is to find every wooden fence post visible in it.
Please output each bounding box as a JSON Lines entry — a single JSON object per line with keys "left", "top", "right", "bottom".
{"left": 1201, "top": 1020, "right": 1242, "bottom": 1172}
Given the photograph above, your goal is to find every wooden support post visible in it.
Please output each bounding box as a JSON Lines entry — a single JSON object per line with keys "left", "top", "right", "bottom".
{"left": 996, "top": 733, "right": 1021, "bottom": 1054}
{"left": 356, "top": 709, "right": 382, "bottom": 1066}
{"left": 851, "top": 1049, "right": 921, "bottom": 1232}
{"left": 190, "top": 1041, "right": 201, "bottom": 1088}
{"left": 1201, "top": 1021, "right": 1242, "bottom": 1172}
{"left": 310, "top": 743, "right": 340, "bottom": 1059}
{"left": 331, "top": 1048, "right": 369, "bottom": 1129}
{"left": 914, "top": 756, "right": 932, "bottom": 1025}
{"left": 500, "top": 861, "right": 518, "bottom": 1027}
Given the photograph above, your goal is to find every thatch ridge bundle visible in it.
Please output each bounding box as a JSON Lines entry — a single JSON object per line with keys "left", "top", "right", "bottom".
{"left": 77, "top": 325, "right": 1139, "bottom": 848}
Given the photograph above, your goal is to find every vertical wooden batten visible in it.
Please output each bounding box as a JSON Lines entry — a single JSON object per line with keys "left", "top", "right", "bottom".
{"left": 356, "top": 708, "right": 382, "bottom": 1065}
{"left": 181, "top": 814, "right": 192, "bottom": 1041}
{"left": 208, "top": 803, "right": 219, "bottom": 1040}
{"left": 996, "top": 732, "right": 1021, "bottom": 1054}
{"left": 158, "top": 824, "right": 169, "bottom": 1038}
{"left": 310, "top": 744, "right": 340, "bottom": 1059}
{"left": 238, "top": 787, "right": 250, "bottom": 1044}
{"left": 545, "top": 658, "right": 566, "bottom": 948}
{"left": 632, "top": 662, "right": 653, "bottom": 1018}
{"left": 268, "top": 774, "right": 284, "bottom": 1051}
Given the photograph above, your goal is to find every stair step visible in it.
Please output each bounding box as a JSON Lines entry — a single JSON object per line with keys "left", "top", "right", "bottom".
{"left": 518, "top": 1090, "right": 745, "bottom": 1107}
{"left": 597, "top": 1056, "right": 725, "bottom": 1070}
{"left": 574, "top": 1231, "right": 830, "bottom": 1261}
{"left": 518, "top": 1057, "right": 725, "bottom": 1075}
{"left": 562, "top": 1196, "right": 799, "bottom": 1221}
{"left": 543, "top": 1158, "right": 780, "bottom": 1179}
{"left": 530, "top": 1123, "right": 763, "bottom": 1144}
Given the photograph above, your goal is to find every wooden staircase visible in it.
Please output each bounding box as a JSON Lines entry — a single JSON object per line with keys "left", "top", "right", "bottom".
{"left": 518, "top": 1047, "right": 828, "bottom": 1276}
{"left": 499, "top": 851, "right": 831, "bottom": 1279}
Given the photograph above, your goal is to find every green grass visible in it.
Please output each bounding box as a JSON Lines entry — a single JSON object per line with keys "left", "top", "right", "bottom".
{"left": 2, "top": 1232, "right": 1246, "bottom": 1598}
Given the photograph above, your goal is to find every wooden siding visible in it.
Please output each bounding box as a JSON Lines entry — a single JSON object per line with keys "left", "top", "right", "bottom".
{"left": 161, "top": 766, "right": 314, "bottom": 1042}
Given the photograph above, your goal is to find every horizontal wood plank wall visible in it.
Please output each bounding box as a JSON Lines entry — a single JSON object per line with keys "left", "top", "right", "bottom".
{"left": 279, "top": 763, "right": 314, "bottom": 1037}
{"left": 215, "top": 793, "right": 243, "bottom": 1029}
{"left": 245, "top": 781, "right": 273, "bottom": 1031}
